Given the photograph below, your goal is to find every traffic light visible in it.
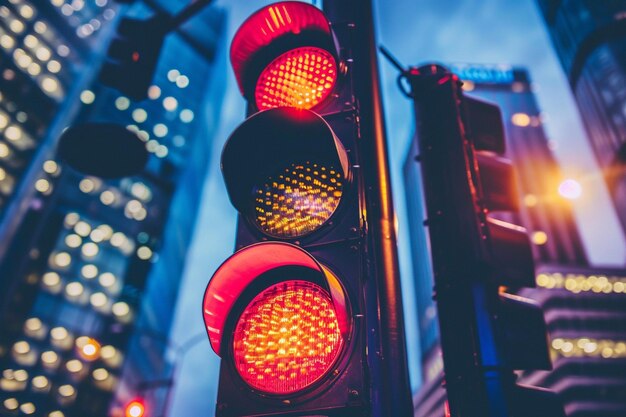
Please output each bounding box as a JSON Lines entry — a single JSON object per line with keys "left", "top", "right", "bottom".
{"left": 125, "top": 399, "right": 146, "bottom": 417}
{"left": 56, "top": 123, "right": 148, "bottom": 178}
{"left": 406, "top": 64, "right": 565, "bottom": 417}
{"left": 202, "top": 2, "right": 411, "bottom": 416}
{"left": 100, "top": 16, "right": 167, "bottom": 100}
{"left": 229, "top": 1, "right": 339, "bottom": 112}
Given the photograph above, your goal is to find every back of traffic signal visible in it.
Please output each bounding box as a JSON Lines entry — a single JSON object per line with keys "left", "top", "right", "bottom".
{"left": 405, "top": 64, "right": 565, "bottom": 417}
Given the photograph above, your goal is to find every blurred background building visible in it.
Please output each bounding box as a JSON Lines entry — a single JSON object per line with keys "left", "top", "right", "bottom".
{"left": 537, "top": 0, "right": 626, "bottom": 239}
{"left": 407, "top": 65, "right": 626, "bottom": 417}
{"left": 0, "top": 0, "right": 225, "bottom": 416}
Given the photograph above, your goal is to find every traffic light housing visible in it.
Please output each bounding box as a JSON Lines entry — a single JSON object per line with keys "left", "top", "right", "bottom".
{"left": 202, "top": 2, "right": 411, "bottom": 416}
{"left": 406, "top": 64, "right": 564, "bottom": 417}
{"left": 100, "top": 16, "right": 167, "bottom": 100}
{"left": 230, "top": 1, "right": 340, "bottom": 112}
{"left": 124, "top": 399, "right": 146, "bottom": 417}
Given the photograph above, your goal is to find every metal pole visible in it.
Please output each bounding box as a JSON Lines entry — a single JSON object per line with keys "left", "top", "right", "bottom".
{"left": 322, "top": 1, "right": 413, "bottom": 415}
{"left": 163, "top": 0, "right": 214, "bottom": 32}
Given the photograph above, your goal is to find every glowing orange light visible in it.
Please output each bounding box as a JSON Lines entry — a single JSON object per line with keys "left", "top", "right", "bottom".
{"left": 233, "top": 280, "right": 343, "bottom": 394}
{"left": 254, "top": 161, "right": 343, "bottom": 238}
{"left": 77, "top": 337, "right": 101, "bottom": 361}
{"left": 255, "top": 47, "right": 336, "bottom": 110}
{"left": 125, "top": 400, "right": 145, "bottom": 417}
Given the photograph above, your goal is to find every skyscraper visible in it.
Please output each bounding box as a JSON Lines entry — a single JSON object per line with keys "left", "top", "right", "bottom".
{"left": 406, "top": 65, "right": 626, "bottom": 417}
{"left": 0, "top": 1, "right": 225, "bottom": 416}
{"left": 537, "top": 0, "right": 626, "bottom": 237}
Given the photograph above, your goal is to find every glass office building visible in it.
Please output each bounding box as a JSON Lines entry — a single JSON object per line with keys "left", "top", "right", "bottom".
{"left": 0, "top": 1, "right": 225, "bottom": 416}
{"left": 537, "top": 0, "right": 626, "bottom": 238}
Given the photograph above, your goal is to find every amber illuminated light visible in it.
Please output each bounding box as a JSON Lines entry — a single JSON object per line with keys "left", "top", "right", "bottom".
{"left": 233, "top": 280, "right": 343, "bottom": 394}
{"left": 255, "top": 47, "right": 336, "bottom": 110}
{"left": 254, "top": 162, "right": 343, "bottom": 238}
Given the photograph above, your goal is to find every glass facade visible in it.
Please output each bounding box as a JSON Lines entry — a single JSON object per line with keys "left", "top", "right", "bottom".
{"left": 0, "top": 1, "right": 225, "bottom": 416}
{"left": 538, "top": 0, "right": 626, "bottom": 236}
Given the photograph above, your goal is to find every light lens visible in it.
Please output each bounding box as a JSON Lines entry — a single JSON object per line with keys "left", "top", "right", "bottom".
{"left": 254, "top": 161, "right": 343, "bottom": 238}
{"left": 233, "top": 280, "right": 343, "bottom": 394}
{"left": 255, "top": 47, "right": 336, "bottom": 110}
{"left": 125, "top": 401, "right": 145, "bottom": 417}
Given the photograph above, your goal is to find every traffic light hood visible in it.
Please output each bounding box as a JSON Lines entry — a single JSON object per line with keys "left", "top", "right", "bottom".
{"left": 221, "top": 107, "right": 349, "bottom": 217}
{"left": 230, "top": 2, "right": 338, "bottom": 108}
{"left": 202, "top": 242, "right": 349, "bottom": 356}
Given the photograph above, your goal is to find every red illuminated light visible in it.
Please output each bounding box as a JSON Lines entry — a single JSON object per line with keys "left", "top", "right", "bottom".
{"left": 233, "top": 280, "right": 343, "bottom": 394}
{"left": 255, "top": 46, "right": 336, "bottom": 110}
{"left": 203, "top": 244, "right": 350, "bottom": 395}
{"left": 125, "top": 400, "right": 145, "bottom": 417}
{"left": 230, "top": 2, "right": 337, "bottom": 110}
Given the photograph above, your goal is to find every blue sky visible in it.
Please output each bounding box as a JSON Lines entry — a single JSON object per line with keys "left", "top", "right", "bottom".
{"left": 166, "top": 1, "right": 626, "bottom": 415}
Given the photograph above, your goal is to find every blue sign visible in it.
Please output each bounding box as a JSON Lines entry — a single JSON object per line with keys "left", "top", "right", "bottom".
{"left": 449, "top": 64, "right": 515, "bottom": 84}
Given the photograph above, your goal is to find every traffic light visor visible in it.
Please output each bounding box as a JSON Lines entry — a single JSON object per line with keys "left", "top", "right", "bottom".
{"left": 202, "top": 242, "right": 349, "bottom": 357}
{"left": 221, "top": 108, "right": 349, "bottom": 239}
{"left": 230, "top": 2, "right": 337, "bottom": 110}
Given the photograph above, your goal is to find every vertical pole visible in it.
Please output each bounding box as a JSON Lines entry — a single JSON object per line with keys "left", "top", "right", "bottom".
{"left": 323, "top": 1, "right": 412, "bottom": 416}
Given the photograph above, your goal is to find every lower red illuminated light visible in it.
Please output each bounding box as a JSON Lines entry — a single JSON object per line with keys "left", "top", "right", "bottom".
{"left": 125, "top": 400, "right": 145, "bottom": 417}
{"left": 233, "top": 280, "right": 343, "bottom": 394}
{"left": 255, "top": 47, "right": 337, "bottom": 110}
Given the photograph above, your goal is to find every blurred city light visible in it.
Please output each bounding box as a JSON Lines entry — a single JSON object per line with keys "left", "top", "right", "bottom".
{"left": 558, "top": 179, "right": 582, "bottom": 200}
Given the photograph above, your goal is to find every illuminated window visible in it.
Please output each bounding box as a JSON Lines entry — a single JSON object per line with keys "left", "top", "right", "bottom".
{"left": 175, "top": 75, "right": 189, "bottom": 88}
{"left": 531, "top": 231, "right": 548, "bottom": 245}
{"left": 19, "top": 402, "right": 35, "bottom": 415}
{"left": 115, "top": 96, "right": 130, "bottom": 111}
{"left": 551, "top": 337, "right": 626, "bottom": 359}
{"left": 162, "top": 97, "right": 177, "bottom": 111}
{"left": 132, "top": 109, "right": 147, "bottom": 123}
{"left": 80, "top": 90, "right": 95, "bottom": 104}
{"left": 92, "top": 368, "right": 108, "bottom": 381}
{"left": 3, "top": 398, "right": 18, "bottom": 411}
{"left": 137, "top": 246, "right": 152, "bottom": 260}
{"left": 52, "top": 252, "right": 71, "bottom": 268}
{"left": 147, "top": 85, "right": 161, "bottom": 99}
{"left": 536, "top": 272, "right": 626, "bottom": 294}
{"left": 511, "top": 112, "right": 531, "bottom": 127}
{"left": 523, "top": 194, "right": 538, "bottom": 207}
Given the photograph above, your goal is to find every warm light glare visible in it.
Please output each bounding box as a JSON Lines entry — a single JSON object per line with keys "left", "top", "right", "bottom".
{"left": 78, "top": 338, "right": 101, "bottom": 361}
{"left": 531, "top": 231, "right": 548, "bottom": 245}
{"left": 255, "top": 162, "right": 343, "bottom": 238}
{"left": 126, "top": 401, "right": 145, "bottom": 417}
{"left": 255, "top": 47, "right": 336, "bottom": 110}
{"left": 558, "top": 179, "right": 582, "bottom": 200}
{"left": 511, "top": 112, "right": 531, "bottom": 127}
{"left": 233, "top": 280, "right": 343, "bottom": 394}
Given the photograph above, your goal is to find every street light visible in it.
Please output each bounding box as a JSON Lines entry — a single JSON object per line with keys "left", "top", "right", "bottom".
{"left": 558, "top": 178, "right": 582, "bottom": 199}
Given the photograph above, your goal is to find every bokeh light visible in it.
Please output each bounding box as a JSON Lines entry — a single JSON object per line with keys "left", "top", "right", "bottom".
{"left": 558, "top": 179, "right": 582, "bottom": 200}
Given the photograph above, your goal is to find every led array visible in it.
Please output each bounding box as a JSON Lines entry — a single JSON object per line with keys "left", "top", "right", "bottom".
{"left": 254, "top": 162, "right": 343, "bottom": 238}
{"left": 255, "top": 47, "right": 336, "bottom": 110}
{"left": 233, "top": 280, "right": 343, "bottom": 394}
